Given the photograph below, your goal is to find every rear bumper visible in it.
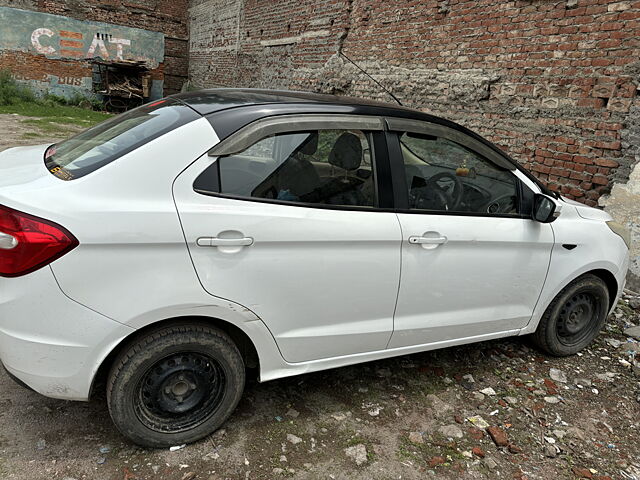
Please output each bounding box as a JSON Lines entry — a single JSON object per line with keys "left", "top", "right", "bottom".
{"left": 0, "top": 267, "right": 134, "bottom": 400}
{"left": 2, "top": 363, "right": 35, "bottom": 391}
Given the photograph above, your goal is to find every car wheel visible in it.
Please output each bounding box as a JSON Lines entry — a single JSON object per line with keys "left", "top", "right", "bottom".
{"left": 532, "top": 274, "right": 610, "bottom": 356}
{"left": 107, "top": 323, "right": 245, "bottom": 448}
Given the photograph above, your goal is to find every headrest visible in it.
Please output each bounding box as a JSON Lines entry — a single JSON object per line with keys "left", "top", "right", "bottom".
{"left": 298, "top": 132, "right": 318, "bottom": 155}
{"left": 328, "top": 132, "right": 362, "bottom": 171}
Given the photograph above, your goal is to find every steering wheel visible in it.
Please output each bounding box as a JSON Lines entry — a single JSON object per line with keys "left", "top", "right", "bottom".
{"left": 421, "top": 172, "right": 464, "bottom": 211}
{"left": 484, "top": 193, "right": 516, "bottom": 214}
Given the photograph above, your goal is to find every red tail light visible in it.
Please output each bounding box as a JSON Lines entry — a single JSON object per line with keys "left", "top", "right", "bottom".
{"left": 0, "top": 205, "right": 78, "bottom": 277}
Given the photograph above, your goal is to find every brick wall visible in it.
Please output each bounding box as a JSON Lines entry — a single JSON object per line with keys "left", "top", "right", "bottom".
{"left": 1, "top": 0, "right": 189, "bottom": 95}
{"left": 189, "top": 0, "right": 640, "bottom": 204}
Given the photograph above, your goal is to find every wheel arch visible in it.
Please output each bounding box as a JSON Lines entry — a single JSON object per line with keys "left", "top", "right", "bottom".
{"left": 521, "top": 264, "right": 621, "bottom": 336}
{"left": 587, "top": 268, "right": 618, "bottom": 311}
{"left": 90, "top": 316, "right": 260, "bottom": 399}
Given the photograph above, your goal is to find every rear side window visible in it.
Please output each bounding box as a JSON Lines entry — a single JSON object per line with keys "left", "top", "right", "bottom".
{"left": 195, "top": 129, "right": 377, "bottom": 208}
{"left": 45, "top": 98, "right": 199, "bottom": 180}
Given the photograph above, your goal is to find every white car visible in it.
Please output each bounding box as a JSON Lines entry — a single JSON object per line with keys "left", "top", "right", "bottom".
{"left": 0, "top": 89, "right": 630, "bottom": 447}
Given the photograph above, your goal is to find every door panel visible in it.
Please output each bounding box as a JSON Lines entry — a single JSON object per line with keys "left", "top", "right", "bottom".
{"left": 173, "top": 181, "right": 401, "bottom": 362}
{"left": 386, "top": 123, "right": 554, "bottom": 348}
{"left": 174, "top": 125, "right": 400, "bottom": 363}
{"left": 390, "top": 214, "right": 553, "bottom": 348}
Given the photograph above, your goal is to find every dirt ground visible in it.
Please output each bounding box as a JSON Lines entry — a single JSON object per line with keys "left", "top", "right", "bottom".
{"left": 0, "top": 113, "right": 84, "bottom": 153}
{"left": 1, "top": 113, "right": 639, "bottom": 480}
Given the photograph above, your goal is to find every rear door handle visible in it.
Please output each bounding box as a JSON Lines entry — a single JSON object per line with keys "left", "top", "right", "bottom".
{"left": 408, "top": 235, "right": 447, "bottom": 245}
{"left": 197, "top": 237, "right": 254, "bottom": 247}
{"left": 408, "top": 233, "right": 448, "bottom": 250}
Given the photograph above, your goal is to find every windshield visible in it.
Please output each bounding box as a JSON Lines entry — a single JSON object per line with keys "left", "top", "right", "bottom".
{"left": 45, "top": 98, "right": 199, "bottom": 180}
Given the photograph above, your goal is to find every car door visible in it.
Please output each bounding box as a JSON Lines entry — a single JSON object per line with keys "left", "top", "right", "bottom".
{"left": 385, "top": 117, "right": 554, "bottom": 349}
{"left": 173, "top": 114, "right": 402, "bottom": 363}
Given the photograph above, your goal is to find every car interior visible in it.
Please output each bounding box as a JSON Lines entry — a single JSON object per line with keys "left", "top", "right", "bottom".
{"left": 399, "top": 132, "right": 519, "bottom": 214}
{"left": 219, "top": 130, "right": 376, "bottom": 207}
{"left": 213, "top": 128, "right": 518, "bottom": 214}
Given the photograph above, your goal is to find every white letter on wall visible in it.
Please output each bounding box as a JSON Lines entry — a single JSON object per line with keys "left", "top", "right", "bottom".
{"left": 31, "top": 28, "right": 56, "bottom": 55}
{"left": 87, "top": 36, "right": 109, "bottom": 58}
{"left": 109, "top": 37, "right": 131, "bottom": 60}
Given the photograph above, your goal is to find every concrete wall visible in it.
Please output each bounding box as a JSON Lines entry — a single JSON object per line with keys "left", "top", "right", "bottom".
{"left": 188, "top": 0, "right": 640, "bottom": 208}
{"left": 0, "top": 0, "right": 189, "bottom": 96}
{"left": 601, "top": 104, "right": 640, "bottom": 289}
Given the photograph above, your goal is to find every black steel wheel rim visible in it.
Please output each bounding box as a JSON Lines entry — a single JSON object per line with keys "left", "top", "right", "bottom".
{"left": 556, "top": 291, "right": 600, "bottom": 346}
{"left": 134, "top": 352, "right": 226, "bottom": 433}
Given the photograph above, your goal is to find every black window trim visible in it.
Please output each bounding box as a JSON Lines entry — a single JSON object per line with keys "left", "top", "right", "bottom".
{"left": 208, "top": 114, "right": 384, "bottom": 157}
{"left": 385, "top": 117, "right": 516, "bottom": 171}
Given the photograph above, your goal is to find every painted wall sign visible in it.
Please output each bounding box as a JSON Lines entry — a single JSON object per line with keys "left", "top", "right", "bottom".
{"left": 0, "top": 6, "right": 164, "bottom": 68}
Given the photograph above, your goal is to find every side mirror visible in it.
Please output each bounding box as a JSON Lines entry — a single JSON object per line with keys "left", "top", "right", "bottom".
{"left": 533, "top": 194, "right": 561, "bottom": 223}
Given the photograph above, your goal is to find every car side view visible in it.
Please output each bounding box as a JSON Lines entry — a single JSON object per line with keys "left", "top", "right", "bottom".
{"left": 0, "top": 89, "right": 630, "bottom": 447}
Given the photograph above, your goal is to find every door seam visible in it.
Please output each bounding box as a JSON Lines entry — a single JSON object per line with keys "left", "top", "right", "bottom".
{"left": 521, "top": 222, "right": 557, "bottom": 331}
{"left": 386, "top": 213, "right": 404, "bottom": 349}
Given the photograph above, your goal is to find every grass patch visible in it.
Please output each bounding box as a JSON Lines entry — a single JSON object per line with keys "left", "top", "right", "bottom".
{"left": 21, "top": 131, "right": 43, "bottom": 138}
{"left": 0, "top": 70, "right": 111, "bottom": 133}
{"left": 20, "top": 117, "right": 85, "bottom": 135}
{"left": 0, "top": 71, "right": 36, "bottom": 105}
{"left": 0, "top": 102, "right": 111, "bottom": 126}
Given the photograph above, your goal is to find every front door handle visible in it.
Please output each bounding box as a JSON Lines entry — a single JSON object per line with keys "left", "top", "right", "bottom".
{"left": 197, "top": 237, "right": 254, "bottom": 247}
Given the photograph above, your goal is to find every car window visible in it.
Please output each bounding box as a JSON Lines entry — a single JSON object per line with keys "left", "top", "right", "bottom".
{"left": 399, "top": 132, "right": 519, "bottom": 215}
{"left": 197, "top": 129, "right": 376, "bottom": 208}
{"left": 44, "top": 98, "right": 199, "bottom": 180}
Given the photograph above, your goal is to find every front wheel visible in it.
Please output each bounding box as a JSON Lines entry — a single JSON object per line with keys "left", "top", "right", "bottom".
{"left": 531, "top": 274, "right": 610, "bottom": 356}
{"left": 107, "top": 323, "right": 245, "bottom": 448}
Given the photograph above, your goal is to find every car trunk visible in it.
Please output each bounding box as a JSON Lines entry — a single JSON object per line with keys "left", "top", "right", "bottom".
{"left": 0, "top": 145, "right": 65, "bottom": 215}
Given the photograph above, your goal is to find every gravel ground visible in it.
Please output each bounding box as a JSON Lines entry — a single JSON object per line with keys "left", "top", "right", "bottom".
{"left": 1, "top": 296, "right": 639, "bottom": 480}
{"left": 1, "top": 114, "right": 639, "bottom": 480}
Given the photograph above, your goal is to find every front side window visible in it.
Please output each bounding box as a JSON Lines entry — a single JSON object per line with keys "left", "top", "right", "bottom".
{"left": 45, "top": 98, "right": 199, "bottom": 180}
{"left": 399, "top": 132, "right": 519, "bottom": 215}
{"left": 200, "top": 129, "right": 376, "bottom": 208}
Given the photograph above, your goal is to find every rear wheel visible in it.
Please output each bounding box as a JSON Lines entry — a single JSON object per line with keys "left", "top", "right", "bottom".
{"left": 532, "top": 274, "right": 610, "bottom": 356}
{"left": 107, "top": 323, "right": 245, "bottom": 448}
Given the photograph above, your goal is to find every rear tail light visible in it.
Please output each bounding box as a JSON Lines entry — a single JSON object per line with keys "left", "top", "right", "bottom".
{"left": 0, "top": 205, "right": 78, "bottom": 277}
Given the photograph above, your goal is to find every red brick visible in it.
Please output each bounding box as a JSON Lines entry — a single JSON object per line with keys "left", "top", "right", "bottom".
{"left": 472, "top": 446, "right": 485, "bottom": 458}
{"left": 592, "top": 175, "right": 609, "bottom": 185}
{"left": 486, "top": 426, "right": 509, "bottom": 447}
{"left": 571, "top": 467, "right": 593, "bottom": 478}
{"left": 594, "top": 158, "right": 619, "bottom": 167}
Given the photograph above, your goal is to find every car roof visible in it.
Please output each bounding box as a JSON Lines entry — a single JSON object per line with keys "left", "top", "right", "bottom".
{"left": 170, "top": 88, "right": 474, "bottom": 144}
{"left": 169, "top": 89, "right": 556, "bottom": 186}
{"left": 170, "top": 88, "right": 515, "bottom": 165}
{"left": 170, "top": 88, "right": 411, "bottom": 116}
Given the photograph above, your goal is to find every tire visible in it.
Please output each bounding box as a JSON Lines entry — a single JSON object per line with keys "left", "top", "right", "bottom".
{"left": 531, "top": 274, "right": 610, "bottom": 356}
{"left": 107, "top": 323, "right": 245, "bottom": 448}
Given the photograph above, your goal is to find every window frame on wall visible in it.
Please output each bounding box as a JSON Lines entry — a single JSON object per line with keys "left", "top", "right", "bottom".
{"left": 384, "top": 117, "right": 533, "bottom": 219}
{"left": 193, "top": 114, "right": 395, "bottom": 212}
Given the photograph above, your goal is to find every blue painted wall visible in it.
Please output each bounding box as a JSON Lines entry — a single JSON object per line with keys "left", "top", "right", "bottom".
{"left": 0, "top": 6, "right": 165, "bottom": 99}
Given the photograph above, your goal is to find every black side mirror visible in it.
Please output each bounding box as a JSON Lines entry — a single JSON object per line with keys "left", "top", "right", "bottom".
{"left": 533, "top": 194, "right": 559, "bottom": 223}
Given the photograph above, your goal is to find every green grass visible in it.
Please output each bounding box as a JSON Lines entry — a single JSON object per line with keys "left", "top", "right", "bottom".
{"left": 0, "top": 70, "right": 36, "bottom": 105}
{"left": 21, "top": 132, "right": 44, "bottom": 139}
{"left": 0, "top": 70, "right": 111, "bottom": 133}
{"left": 0, "top": 102, "right": 111, "bottom": 126}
